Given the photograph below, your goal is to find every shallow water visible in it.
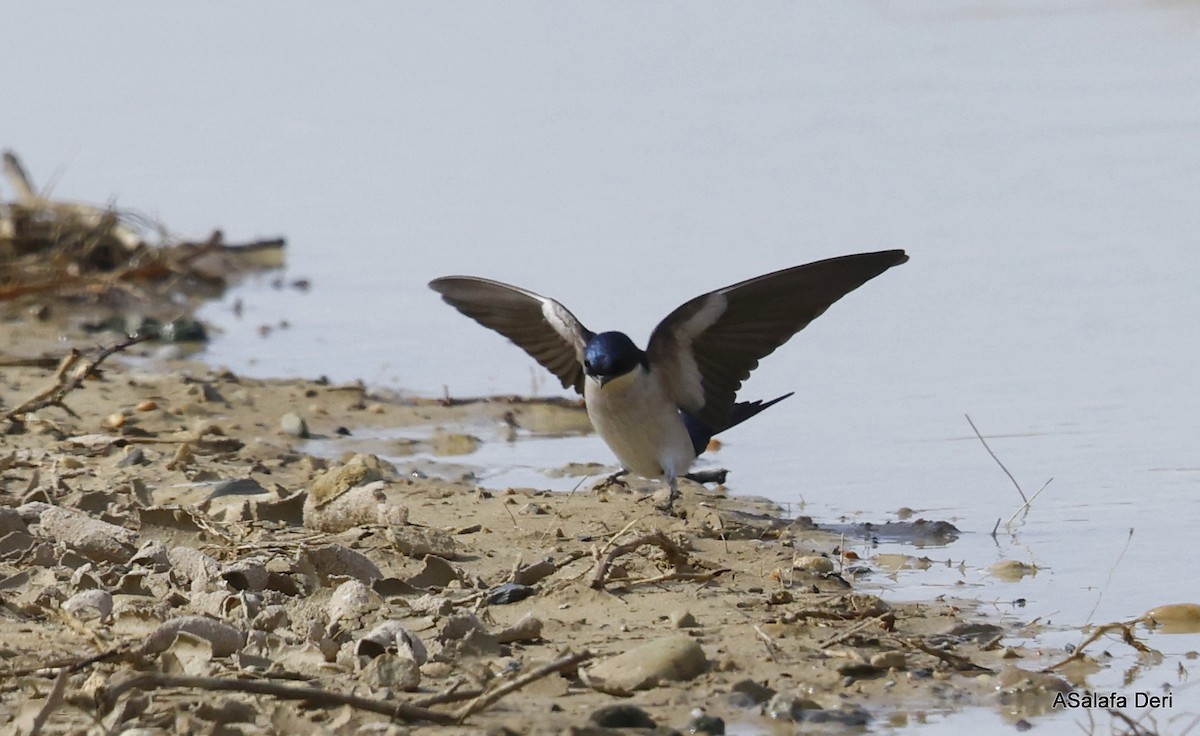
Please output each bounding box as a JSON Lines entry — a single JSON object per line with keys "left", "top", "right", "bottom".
{"left": 7, "top": 0, "right": 1200, "bottom": 728}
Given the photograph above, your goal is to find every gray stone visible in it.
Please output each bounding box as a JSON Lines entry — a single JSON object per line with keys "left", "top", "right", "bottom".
{"left": 586, "top": 635, "right": 708, "bottom": 691}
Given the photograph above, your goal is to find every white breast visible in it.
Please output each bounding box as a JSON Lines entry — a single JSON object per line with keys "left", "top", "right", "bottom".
{"left": 584, "top": 366, "right": 697, "bottom": 481}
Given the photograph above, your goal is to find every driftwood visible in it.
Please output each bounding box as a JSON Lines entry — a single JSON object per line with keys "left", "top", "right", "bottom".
{"left": 2, "top": 335, "right": 148, "bottom": 422}
{"left": 0, "top": 149, "right": 284, "bottom": 307}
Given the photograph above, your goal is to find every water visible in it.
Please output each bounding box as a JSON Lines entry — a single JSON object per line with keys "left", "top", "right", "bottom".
{"left": 7, "top": 1, "right": 1200, "bottom": 728}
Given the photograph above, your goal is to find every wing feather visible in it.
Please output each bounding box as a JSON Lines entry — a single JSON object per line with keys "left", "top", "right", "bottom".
{"left": 429, "top": 276, "right": 593, "bottom": 393}
{"left": 647, "top": 250, "right": 908, "bottom": 429}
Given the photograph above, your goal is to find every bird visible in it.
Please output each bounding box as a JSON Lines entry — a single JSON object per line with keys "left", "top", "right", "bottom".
{"left": 429, "top": 249, "right": 907, "bottom": 510}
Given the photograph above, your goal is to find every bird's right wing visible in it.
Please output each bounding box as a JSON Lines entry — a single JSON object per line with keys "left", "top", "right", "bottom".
{"left": 429, "top": 276, "right": 593, "bottom": 394}
{"left": 647, "top": 250, "right": 908, "bottom": 430}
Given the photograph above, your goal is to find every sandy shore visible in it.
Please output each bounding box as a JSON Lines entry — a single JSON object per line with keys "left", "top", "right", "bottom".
{"left": 0, "top": 319, "right": 1075, "bottom": 735}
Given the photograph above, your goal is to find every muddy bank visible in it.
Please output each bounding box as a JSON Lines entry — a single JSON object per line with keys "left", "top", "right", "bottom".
{"left": 0, "top": 322, "right": 1092, "bottom": 736}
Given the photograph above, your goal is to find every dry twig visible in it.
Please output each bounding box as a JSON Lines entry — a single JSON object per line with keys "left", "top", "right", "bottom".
{"left": 1044, "top": 620, "right": 1156, "bottom": 671}
{"left": 589, "top": 530, "right": 690, "bottom": 590}
{"left": 454, "top": 649, "right": 592, "bottom": 723}
{"left": 97, "top": 673, "right": 458, "bottom": 725}
{"left": 2, "top": 335, "right": 149, "bottom": 421}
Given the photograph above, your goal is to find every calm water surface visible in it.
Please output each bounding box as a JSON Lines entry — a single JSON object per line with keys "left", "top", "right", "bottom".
{"left": 7, "top": 1, "right": 1200, "bottom": 728}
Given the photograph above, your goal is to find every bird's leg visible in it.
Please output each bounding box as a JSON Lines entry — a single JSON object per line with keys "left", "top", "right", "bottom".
{"left": 656, "top": 474, "right": 680, "bottom": 513}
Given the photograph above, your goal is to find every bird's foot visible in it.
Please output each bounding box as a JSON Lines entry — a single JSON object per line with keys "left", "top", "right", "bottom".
{"left": 654, "top": 478, "right": 681, "bottom": 515}
{"left": 592, "top": 469, "right": 632, "bottom": 493}
{"left": 684, "top": 468, "right": 728, "bottom": 485}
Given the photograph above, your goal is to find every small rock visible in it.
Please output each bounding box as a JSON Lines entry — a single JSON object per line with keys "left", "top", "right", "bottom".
{"left": 405, "top": 555, "right": 461, "bottom": 589}
{"left": 302, "top": 544, "right": 383, "bottom": 584}
{"left": 870, "top": 651, "right": 907, "bottom": 670}
{"left": 687, "top": 709, "right": 726, "bottom": 735}
{"left": 116, "top": 447, "right": 146, "bottom": 467}
{"left": 765, "top": 694, "right": 824, "bottom": 721}
{"left": 221, "top": 558, "right": 270, "bottom": 591}
{"left": 585, "top": 635, "right": 708, "bottom": 691}
{"left": 409, "top": 594, "right": 453, "bottom": 616}
{"left": 136, "top": 400, "right": 158, "bottom": 412}
{"left": 63, "top": 589, "right": 114, "bottom": 622}
{"left": 144, "top": 615, "right": 245, "bottom": 657}
{"left": 306, "top": 481, "right": 408, "bottom": 533}
{"left": 836, "top": 660, "right": 884, "bottom": 679}
{"left": 207, "top": 478, "right": 269, "bottom": 499}
{"left": 280, "top": 412, "right": 309, "bottom": 438}
{"left": 670, "top": 610, "right": 698, "bottom": 629}
{"left": 130, "top": 540, "right": 170, "bottom": 571}
{"left": 793, "top": 555, "right": 835, "bottom": 573}
{"left": 356, "top": 621, "right": 428, "bottom": 664}
{"left": 486, "top": 583, "right": 536, "bottom": 605}
{"left": 728, "top": 678, "right": 776, "bottom": 706}
{"left": 308, "top": 454, "right": 395, "bottom": 505}
{"left": 589, "top": 704, "right": 656, "bottom": 729}
{"left": 988, "top": 560, "right": 1037, "bottom": 582}
{"left": 496, "top": 613, "right": 543, "bottom": 644}
{"left": 388, "top": 525, "right": 456, "bottom": 559}
{"left": 20, "top": 503, "right": 138, "bottom": 563}
{"left": 0, "top": 508, "right": 28, "bottom": 535}
{"left": 512, "top": 559, "right": 556, "bottom": 586}
{"left": 363, "top": 652, "right": 421, "bottom": 691}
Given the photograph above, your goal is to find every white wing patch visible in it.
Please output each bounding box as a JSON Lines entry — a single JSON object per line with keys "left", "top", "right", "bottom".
{"left": 667, "top": 293, "right": 727, "bottom": 410}
{"left": 541, "top": 298, "right": 586, "bottom": 358}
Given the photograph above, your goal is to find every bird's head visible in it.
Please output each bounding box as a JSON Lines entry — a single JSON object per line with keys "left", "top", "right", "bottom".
{"left": 584, "top": 332, "right": 646, "bottom": 387}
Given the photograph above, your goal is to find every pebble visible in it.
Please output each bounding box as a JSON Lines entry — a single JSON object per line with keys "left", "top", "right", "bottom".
{"left": 327, "top": 579, "right": 378, "bottom": 623}
{"left": 356, "top": 621, "right": 428, "bottom": 664}
{"left": 115, "top": 447, "right": 146, "bottom": 467}
{"left": 143, "top": 615, "right": 245, "bottom": 657}
{"left": 687, "top": 709, "right": 726, "bottom": 734}
{"left": 363, "top": 652, "right": 421, "bottom": 691}
{"left": 495, "top": 613, "right": 543, "bottom": 644}
{"left": 589, "top": 704, "right": 656, "bottom": 729}
{"left": 670, "top": 610, "right": 698, "bottom": 628}
{"left": 0, "top": 508, "right": 27, "bottom": 535}
{"left": 870, "top": 651, "right": 907, "bottom": 670}
{"left": 728, "top": 678, "right": 776, "bottom": 706}
{"left": 387, "top": 525, "right": 456, "bottom": 559}
{"left": 585, "top": 635, "right": 708, "bottom": 691}
{"left": 793, "top": 555, "right": 835, "bottom": 573}
{"left": 19, "top": 503, "right": 137, "bottom": 564}
{"left": 280, "top": 412, "right": 309, "bottom": 438}
{"left": 302, "top": 544, "right": 383, "bottom": 584}
{"left": 62, "top": 589, "right": 113, "bottom": 622}
{"left": 486, "top": 582, "right": 536, "bottom": 605}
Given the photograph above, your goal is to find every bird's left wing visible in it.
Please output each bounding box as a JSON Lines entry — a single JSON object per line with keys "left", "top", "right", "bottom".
{"left": 646, "top": 250, "right": 908, "bottom": 430}
{"left": 430, "top": 276, "right": 593, "bottom": 394}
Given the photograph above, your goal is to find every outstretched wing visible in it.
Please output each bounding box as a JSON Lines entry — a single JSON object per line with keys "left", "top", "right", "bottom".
{"left": 429, "top": 276, "right": 593, "bottom": 394}
{"left": 647, "top": 250, "right": 908, "bottom": 429}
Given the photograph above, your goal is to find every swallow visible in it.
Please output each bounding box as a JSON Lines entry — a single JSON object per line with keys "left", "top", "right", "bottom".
{"left": 430, "top": 249, "right": 907, "bottom": 509}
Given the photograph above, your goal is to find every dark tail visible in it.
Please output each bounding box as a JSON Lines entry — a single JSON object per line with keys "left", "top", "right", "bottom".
{"left": 681, "top": 392, "right": 794, "bottom": 455}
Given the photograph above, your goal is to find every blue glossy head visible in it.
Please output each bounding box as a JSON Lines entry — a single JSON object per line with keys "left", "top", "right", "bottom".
{"left": 584, "top": 331, "right": 645, "bottom": 384}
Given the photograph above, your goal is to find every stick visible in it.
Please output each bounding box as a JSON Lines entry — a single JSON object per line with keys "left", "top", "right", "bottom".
{"left": 1005, "top": 477, "right": 1053, "bottom": 526}
{"left": 816, "top": 615, "right": 885, "bottom": 650}
{"left": 454, "top": 650, "right": 592, "bottom": 723}
{"left": 589, "top": 531, "right": 689, "bottom": 590}
{"left": 889, "top": 635, "right": 993, "bottom": 673}
{"left": 1043, "top": 620, "right": 1155, "bottom": 671}
{"left": 3, "top": 336, "right": 149, "bottom": 421}
{"left": 965, "top": 414, "right": 1026, "bottom": 503}
{"left": 28, "top": 668, "right": 69, "bottom": 736}
{"left": 97, "top": 673, "right": 458, "bottom": 724}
